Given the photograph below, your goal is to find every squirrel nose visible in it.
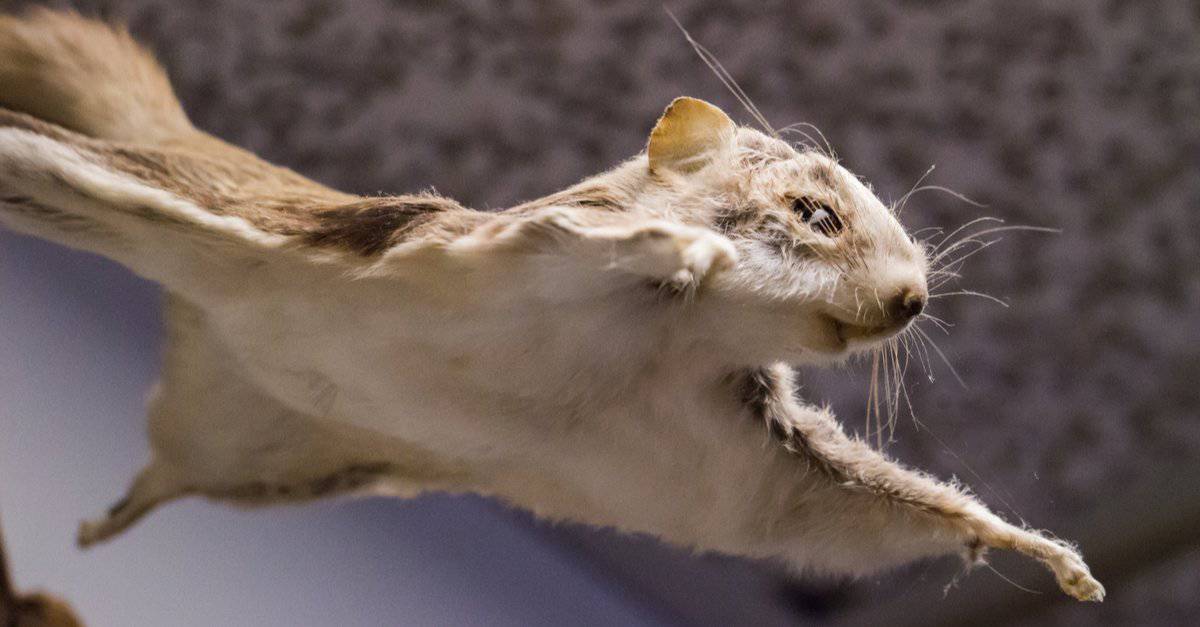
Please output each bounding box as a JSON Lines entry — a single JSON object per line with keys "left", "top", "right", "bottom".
{"left": 892, "top": 289, "right": 926, "bottom": 321}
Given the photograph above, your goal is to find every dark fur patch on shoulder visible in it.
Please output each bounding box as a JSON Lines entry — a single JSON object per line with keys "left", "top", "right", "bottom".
{"left": 302, "top": 198, "right": 458, "bottom": 256}
{"left": 737, "top": 367, "right": 791, "bottom": 441}
{"left": 738, "top": 367, "right": 774, "bottom": 419}
{"left": 1, "top": 107, "right": 482, "bottom": 257}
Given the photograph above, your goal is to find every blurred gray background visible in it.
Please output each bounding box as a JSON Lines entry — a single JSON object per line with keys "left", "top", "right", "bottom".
{"left": 1, "top": 0, "right": 1197, "bottom": 625}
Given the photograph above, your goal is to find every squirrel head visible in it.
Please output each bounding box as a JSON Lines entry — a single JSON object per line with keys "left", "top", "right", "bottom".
{"left": 641, "top": 97, "right": 929, "bottom": 360}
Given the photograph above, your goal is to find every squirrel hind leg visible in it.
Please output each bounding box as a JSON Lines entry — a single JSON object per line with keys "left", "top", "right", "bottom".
{"left": 77, "top": 460, "right": 186, "bottom": 548}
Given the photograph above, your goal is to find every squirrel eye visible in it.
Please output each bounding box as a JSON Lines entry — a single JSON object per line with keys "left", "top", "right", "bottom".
{"left": 792, "top": 197, "right": 844, "bottom": 236}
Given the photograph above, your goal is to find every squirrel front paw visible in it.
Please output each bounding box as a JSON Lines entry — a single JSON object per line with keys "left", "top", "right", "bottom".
{"left": 1044, "top": 545, "right": 1106, "bottom": 602}
{"left": 965, "top": 513, "right": 1106, "bottom": 602}
{"left": 617, "top": 222, "right": 738, "bottom": 293}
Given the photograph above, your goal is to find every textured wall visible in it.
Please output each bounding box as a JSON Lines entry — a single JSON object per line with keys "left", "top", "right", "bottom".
{"left": 2, "top": 0, "right": 1197, "bottom": 625}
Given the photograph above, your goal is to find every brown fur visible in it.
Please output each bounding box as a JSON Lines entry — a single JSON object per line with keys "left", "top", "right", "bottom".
{"left": 0, "top": 9, "right": 189, "bottom": 143}
{"left": 0, "top": 106, "right": 489, "bottom": 257}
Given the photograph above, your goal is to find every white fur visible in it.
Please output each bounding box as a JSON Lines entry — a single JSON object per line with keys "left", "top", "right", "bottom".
{"left": 0, "top": 99, "right": 1103, "bottom": 602}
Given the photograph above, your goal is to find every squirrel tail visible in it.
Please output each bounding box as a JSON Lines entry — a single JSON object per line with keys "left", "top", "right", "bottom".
{"left": 0, "top": 8, "right": 193, "bottom": 143}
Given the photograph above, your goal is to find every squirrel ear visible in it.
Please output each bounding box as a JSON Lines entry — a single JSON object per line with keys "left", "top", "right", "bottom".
{"left": 647, "top": 97, "right": 736, "bottom": 174}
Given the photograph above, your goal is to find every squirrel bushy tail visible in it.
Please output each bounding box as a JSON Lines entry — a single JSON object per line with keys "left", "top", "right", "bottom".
{"left": 0, "top": 8, "right": 192, "bottom": 143}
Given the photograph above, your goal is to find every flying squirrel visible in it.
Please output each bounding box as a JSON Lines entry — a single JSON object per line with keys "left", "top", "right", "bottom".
{"left": 0, "top": 9, "right": 1102, "bottom": 603}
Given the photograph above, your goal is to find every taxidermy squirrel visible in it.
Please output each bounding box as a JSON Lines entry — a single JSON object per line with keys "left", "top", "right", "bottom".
{"left": 0, "top": 9, "right": 1102, "bottom": 602}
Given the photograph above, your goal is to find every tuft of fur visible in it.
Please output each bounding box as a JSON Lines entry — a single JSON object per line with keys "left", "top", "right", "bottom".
{"left": 0, "top": 10, "right": 1103, "bottom": 604}
{"left": 0, "top": 9, "right": 191, "bottom": 142}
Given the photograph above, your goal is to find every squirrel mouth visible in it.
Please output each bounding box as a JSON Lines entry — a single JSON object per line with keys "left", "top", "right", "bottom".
{"left": 830, "top": 318, "right": 905, "bottom": 346}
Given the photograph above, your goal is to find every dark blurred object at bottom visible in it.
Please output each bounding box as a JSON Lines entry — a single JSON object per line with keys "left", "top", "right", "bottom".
{"left": 0, "top": 515, "right": 83, "bottom": 627}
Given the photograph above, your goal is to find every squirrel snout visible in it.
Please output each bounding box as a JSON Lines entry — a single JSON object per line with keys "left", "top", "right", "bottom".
{"left": 892, "top": 288, "right": 926, "bottom": 321}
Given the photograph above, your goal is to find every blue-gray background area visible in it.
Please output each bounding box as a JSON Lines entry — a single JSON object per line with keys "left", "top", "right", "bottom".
{"left": 1, "top": 1, "right": 1199, "bottom": 626}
